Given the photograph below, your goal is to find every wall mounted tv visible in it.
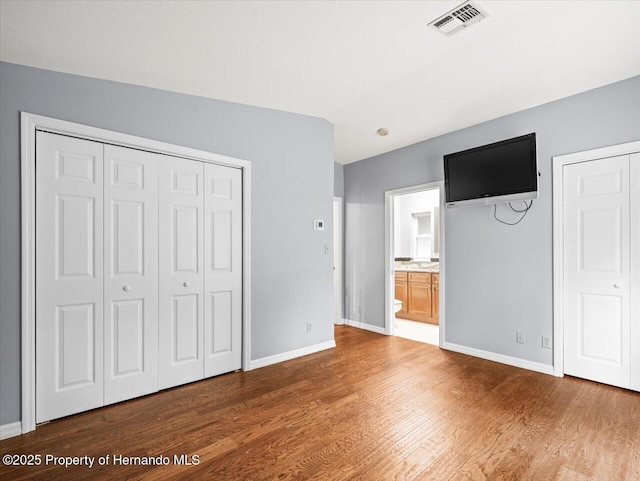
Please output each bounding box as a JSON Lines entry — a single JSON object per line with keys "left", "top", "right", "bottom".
{"left": 444, "top": 133, "right": 538, "bottom": 208}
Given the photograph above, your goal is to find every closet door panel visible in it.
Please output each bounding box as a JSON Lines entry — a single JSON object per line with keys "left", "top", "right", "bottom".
{"left": 631, "top": 153, "right": 640, "bottom": 391}
{"left": 159, "top": 157, "right": 204, "bottom": 389}
{"left": 103, "top": 145, "right": 159, "bottom": 405}
{"left": 204, "top": 163, "right": 242, "bottom": 377}
{"left": 36, "top": 132, "right": 105, "bottom": 423}
{"left": 173, "top": 294, "right": 200, "bottom": 361}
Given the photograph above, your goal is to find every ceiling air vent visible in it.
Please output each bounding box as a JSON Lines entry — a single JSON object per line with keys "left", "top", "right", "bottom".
{"left": 428, "top": 1, "right": 489, "bottom": 36}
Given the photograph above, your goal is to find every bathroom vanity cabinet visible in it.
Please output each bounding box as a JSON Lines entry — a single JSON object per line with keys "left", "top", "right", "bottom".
{"left": 394, "top": 271, "right": 439, "bottom": 325}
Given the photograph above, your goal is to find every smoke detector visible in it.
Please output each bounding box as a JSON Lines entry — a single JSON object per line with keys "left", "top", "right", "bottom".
{"left": 428, "top": 1, "right": 489, "bottom": 36}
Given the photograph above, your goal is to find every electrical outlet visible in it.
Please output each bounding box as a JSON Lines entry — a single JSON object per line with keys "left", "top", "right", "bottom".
{"left": 516, "top": 331, "right": 526, "bottom": 344}
{"left": 306, "top": 323, "right": 312, "bottom": 333}
{"left": 542, "top": 336, "right": 552, "bottom": 349}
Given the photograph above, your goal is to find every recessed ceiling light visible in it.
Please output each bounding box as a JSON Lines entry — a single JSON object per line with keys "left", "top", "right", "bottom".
{"left": 377, "top": 128, "right": 389, "bottom": 136}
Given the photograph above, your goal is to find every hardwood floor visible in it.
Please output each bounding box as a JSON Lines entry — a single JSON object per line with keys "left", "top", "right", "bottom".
{"left": 1, "top": 325, "right": 638, "bottom": 480}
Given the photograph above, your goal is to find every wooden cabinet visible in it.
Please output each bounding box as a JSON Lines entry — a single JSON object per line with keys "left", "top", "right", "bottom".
{"left": 394, "top": 272, "right": 408, "bottom": 318}
{"left": 407, "top": 272, "right": 432, "bottom": 321}
{"left": 394, "top": 270, "right": 439, "bottom": 325}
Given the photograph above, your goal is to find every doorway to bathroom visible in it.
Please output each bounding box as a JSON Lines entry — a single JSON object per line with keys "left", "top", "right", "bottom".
{"left": 384, "top": 182, "right": 444, "bottom": 347}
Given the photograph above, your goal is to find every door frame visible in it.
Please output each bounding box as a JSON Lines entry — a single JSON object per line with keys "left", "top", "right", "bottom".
{"left": 333, "top": 197, "right": 344, "bottom": 325}
{"left": 552, "top": 139, "right": 640, "bottom": 378}
{"left": 384, "top": 181, "right": 445, "bottom": 345}
{"left": 20, "top": 112, "right": 252, "bottom": 434}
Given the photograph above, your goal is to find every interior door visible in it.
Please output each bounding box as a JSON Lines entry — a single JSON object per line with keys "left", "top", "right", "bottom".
{"left": 203, "top": 163, "right": 242, "bottom": 377}
{"left": 103, "top": 145, "right": 159, "bottom": 404}
{"left": 563, "top": 155, "right": 631, "bottom": 389}
{"left": 36, "top": 132, "right": 105, "bottom": 423}
{"left": 158, "top": 156, "right": 205, "bottom": 389}
{"left": 631, "top": 153, "right": 640, "bottom": 391}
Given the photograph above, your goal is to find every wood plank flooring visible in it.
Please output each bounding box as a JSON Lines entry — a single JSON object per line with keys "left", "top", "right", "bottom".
{"left": 1, "top": 325, "right": 638, "bottom": 480}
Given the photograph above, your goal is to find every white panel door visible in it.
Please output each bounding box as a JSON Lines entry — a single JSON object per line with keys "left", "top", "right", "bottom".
{"left": 159, "top": 156, "right": 204, "bottom": 389}
{"left": 36, "top": 132, "right": 105, "bottom": 422}
{"left": 203, "top": 163, "right": 242, "bottom": 377}
{"left": 103, "top": 145, "right": 159, "bottom": 404}
{"left": 563, "top": 155, "right": 631, "bottom": 389}
{"left": 631, "top": 153, "right": 640, "bottom": 391}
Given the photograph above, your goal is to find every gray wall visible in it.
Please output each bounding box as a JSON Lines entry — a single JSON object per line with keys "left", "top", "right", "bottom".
{"left": 0, "top": 62, "right": 335, "bottom": 425}
{"left": 344, "top": 75, "right": 640, "bottom": 366}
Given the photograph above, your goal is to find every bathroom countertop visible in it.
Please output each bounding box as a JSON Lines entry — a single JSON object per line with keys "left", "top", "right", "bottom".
{"left": 395, "top": 267, "right": 439, "bottom": 273}
{"left": 395, "top": 260, "right": 439, "bottom": 274}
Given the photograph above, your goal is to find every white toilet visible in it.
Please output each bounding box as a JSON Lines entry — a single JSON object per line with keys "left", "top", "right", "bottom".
{"left": 394, "top": 299, "right": 402, "bottom": 313}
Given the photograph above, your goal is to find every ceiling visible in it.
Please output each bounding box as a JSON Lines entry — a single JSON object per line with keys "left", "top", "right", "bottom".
{"left": 1, "top": 1, "right": 639, "bottom": 164}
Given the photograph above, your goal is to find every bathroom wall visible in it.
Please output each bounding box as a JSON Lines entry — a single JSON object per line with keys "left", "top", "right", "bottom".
{"left": 394, "top": 189, "right": 439, "bottom": 259}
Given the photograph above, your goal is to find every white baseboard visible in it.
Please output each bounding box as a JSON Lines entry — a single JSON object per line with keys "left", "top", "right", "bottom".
{"left": 334, "top": 319, "right": 345, "bottom": 325}
{"left": 0, "top": 421, "right": 22, "bottom": 440}
{"left": 344, "top": 319, "right": 387, "bottom": 335}
{"left": 249, "top": 340, "right": 336, "bottom": 370}
{"left": 443, "top": 342, "right": 555, "bottom": 376}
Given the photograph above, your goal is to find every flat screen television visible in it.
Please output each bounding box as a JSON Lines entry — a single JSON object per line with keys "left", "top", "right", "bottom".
{"left": 444, "top": 133, "right": 538, "bottom": 208}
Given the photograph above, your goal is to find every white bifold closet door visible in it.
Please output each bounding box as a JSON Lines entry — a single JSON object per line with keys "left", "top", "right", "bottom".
{"left": 103, "top": 145, "right": 159, "bottom": 405}
{"left": 36, "top": 133, "right": 105, "bottom": 423}
{"left": 158, "top": 156, "right": 205, "bottom": 389}
{"left": 203, "top": 163, "right": 242, "bottom": 378}
{"left": 36, "top": 131, "right": 243, "bottom": 423}
{"left": 158, "top": 159, "right": 243, "bottom": 388}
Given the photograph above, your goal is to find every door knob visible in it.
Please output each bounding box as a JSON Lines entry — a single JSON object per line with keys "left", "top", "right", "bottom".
{"left": 123, "top": 285, "right": 131, "bottom": 292}
{"left": 183, "top": 281, "right": 190, "bottom": 287}
{"left": 613, "top": 283, "right": 621, "bottom": 289}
